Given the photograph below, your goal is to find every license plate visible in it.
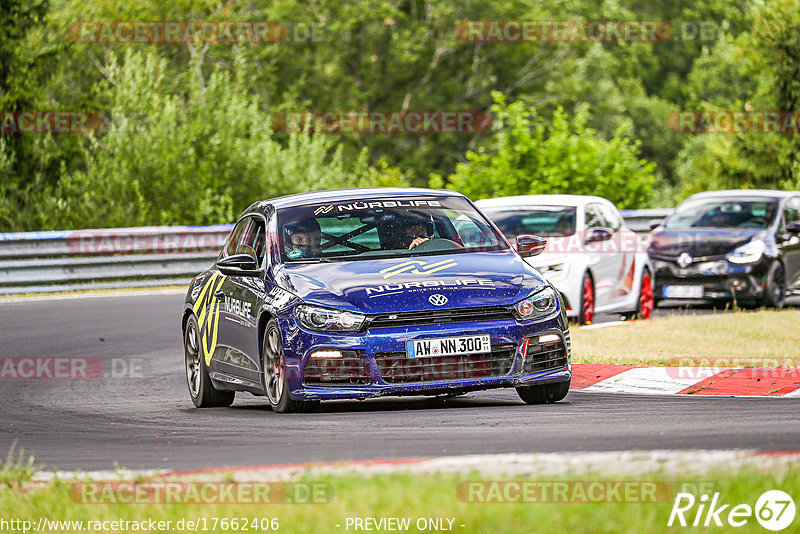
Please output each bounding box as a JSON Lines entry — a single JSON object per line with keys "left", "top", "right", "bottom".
{"left": 663, "top": 285, "right": 704, "bottom": 299}
{"left": 406, "top": 335, "right": 491, "bottom": 358}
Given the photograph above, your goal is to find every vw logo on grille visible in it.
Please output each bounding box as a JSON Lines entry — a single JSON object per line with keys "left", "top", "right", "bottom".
{"left": 677, "top": 252, "right": 692, "bottom": 268}
{"left": 428, "top": 294, "right": 448, "bottom": 306}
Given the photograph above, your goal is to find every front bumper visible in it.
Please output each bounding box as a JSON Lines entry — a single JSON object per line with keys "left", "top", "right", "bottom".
{"left": 279, "top": 313, "right": 571, "bottom": 401}
{"left": 651, "top": 257, "right": 770, "bottom": 302}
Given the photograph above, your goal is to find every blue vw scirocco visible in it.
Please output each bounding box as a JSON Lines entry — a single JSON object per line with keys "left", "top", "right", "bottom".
{"left": 182, "top": 188, "right": 571, "bottom": 412}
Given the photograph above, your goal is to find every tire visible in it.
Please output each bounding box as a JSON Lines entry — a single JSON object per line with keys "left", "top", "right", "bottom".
{"left": 623, "top": 269, "right": 654, "bottom": 321}
{"left": 578, "top": 272, "right": 595, "bottom": 325}
{"left": 516, "top": 380, "right": 570, "bottom": 405}
{"left": 262, "top": 319, "right": 319, "bottom": 413}
{"left": 184, "top": 315, "right": 235, "bottom": 408}
{"left": 761, "top": 261, "right": 786, "bottom": 309}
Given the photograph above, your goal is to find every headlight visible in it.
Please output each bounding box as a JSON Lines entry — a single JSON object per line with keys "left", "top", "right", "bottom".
{"left": 513, "top": 286, "right": 558, "bottom": 321}
{"left": 529, "top": 257, "right": 569, "bottom": 282}
{"left": 727, "top": 240, "right": 765, "bottom": 264}
{"left": 295, "top": 305, "right": 366, "bottom": 332}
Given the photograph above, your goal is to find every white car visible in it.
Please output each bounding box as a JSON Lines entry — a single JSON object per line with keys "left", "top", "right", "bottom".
{"left": 476, "top": 195, "right": 654, "bottom": 324}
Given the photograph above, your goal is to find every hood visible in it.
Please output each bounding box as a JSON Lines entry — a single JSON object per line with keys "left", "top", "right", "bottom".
{"left": 648, "top": 228, "right": 762, "bottom": 259}
{"left": 272, "top": 251, "right": 545, "bottom": 314}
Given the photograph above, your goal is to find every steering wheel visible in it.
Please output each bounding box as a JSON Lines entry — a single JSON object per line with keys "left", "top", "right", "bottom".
{"left": 410, "top": 237, "right": 463, "bottom": 252}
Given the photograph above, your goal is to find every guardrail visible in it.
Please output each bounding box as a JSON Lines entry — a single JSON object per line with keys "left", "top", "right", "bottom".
{"left": 0, "top": 225, "right": 233, "bottom": 295}
{"left": 0, "top": 208, "right": 674, "bottom": 296}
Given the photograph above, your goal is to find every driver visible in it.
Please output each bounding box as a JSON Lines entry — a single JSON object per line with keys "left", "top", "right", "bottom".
{"left": 404, "top": 221, "right": 432, "bottom": 249}
{"left": 395, "top": 213, "right": 436, "bottom": 250}
{"left": 283, "top": 218, "right": 322, "bottom": 259}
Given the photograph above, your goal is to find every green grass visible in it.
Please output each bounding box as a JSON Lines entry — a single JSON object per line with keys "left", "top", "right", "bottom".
{"left": 3, "top": 466, "right": 798, "bottom": 533}
{"left": 0, "top": 443, "right": 35, "bottom": 488}
{"left": 572, "top": 309, "right": 800, "bottom": 367}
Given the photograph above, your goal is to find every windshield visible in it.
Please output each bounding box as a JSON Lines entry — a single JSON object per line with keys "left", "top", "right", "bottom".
{"left": 277, "top": 197, "right": 508, "bottom": 262}
{"left": 665, "top": 197, "right": 778, "bottom": 229}
{"left": 482, "top": 206, "right": 577, "bottom": 237}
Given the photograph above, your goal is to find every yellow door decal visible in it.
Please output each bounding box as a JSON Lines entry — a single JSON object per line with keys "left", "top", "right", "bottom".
{"left": 192, "top": 273, "right": 227, "bottom": 366}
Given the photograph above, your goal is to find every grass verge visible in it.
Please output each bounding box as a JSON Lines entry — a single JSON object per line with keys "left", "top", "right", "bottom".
{"left": 3, "top": 465, "right": 798, "bottom": 533}
{"left": 571, "top": 309, "right": 800, "bottom": 366}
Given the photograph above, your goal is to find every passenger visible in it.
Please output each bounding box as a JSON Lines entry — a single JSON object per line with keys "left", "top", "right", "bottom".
{"left": 554, "top": 215, "right": 574, "bottom": 236}
{"left": 283, "top": 218, "right": 322, "bottom": 259}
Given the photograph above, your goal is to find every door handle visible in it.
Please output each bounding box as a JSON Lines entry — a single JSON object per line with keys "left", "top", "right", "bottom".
{"left": 213, "top": 290, "right": 225, "bottom": 300}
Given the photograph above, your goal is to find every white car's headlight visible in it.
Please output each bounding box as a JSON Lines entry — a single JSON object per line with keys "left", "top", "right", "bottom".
{"left": 727, "top": 240, "right": 765, "bottom": 264}
{"left": 512, "top": 286, "right": 558, "bottom": 321}
{"left": 295, "top": 305, "right": 366, "bottom": 332}
{"left": 529, "top": 257, "right": 569, "bottom": 282}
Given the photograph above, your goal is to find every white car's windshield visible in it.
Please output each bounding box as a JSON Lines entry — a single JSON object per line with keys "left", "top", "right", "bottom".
{"left": 277, "top": 197, "right": 507, "bottom": 262}
{"left": 665, "top": 198, "right": 778, "bottom": 229}
{"left": 483, "top": 206, "right": 577, "bottom": 237}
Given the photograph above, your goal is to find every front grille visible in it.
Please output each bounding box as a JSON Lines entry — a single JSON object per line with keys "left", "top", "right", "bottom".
{"left": 374, "top": 344, "right": 516, "bottom": 384}
{"left": 368, "top": 306, "right": 514, "bottom": 329}
{"left": 303, "top": 351, "right": 370, "bottom": 385}
{"left": 522, "top": 336, "right": 568, "bottom": 373}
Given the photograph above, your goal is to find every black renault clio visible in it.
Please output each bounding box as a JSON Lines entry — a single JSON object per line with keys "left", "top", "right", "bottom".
{"left": 648, "top": 190, "right": 800, "bottom": 308}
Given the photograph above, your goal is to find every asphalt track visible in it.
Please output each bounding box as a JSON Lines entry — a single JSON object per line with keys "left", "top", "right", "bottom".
{"left": 0, "top": 291, "right": 798, "bottom": 472}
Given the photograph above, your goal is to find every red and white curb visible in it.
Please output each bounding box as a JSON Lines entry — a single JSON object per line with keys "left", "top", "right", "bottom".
{"left": 33, "top": 450, "right": 800, "bottom": 482}
{"left": 571, "top": 364, "right": 800, "bottom": 397}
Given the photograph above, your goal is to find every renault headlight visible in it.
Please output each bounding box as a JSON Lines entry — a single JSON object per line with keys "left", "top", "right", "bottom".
{"left": 727, "top": 240, "right": 765, "bottom": 264}
{"left": 295, "top": 305, "right": 366, "bottom": 332}
{"left": 512, "top": 286, "right": 558, "bottom": 321}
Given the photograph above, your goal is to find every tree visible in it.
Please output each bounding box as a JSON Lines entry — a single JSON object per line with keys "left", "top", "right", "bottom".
{"left": 434, "top": 92, "right": 655, "bottom": 208}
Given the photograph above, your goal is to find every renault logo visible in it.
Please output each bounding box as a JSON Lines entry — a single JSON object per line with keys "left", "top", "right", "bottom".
{"left": 677, "top": 252, "right": 692, "bottom": 268}
{"left": 428, "top": 294, "right": 448, "bottom": 306}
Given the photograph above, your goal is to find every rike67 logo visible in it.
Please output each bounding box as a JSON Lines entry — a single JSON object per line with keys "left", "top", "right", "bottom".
{"left": 668, "top": 490, "right": 795, "bottom": 531}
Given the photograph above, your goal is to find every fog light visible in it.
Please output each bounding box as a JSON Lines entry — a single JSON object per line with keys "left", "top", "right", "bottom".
{"left": 729, "top": 279, "right": 750, "bottom": 292}
{"left": 539, "top": 334, "right": 560, "bottom": 344}
{"left": 310, "top": 350, "right": 343, "bottom": 359}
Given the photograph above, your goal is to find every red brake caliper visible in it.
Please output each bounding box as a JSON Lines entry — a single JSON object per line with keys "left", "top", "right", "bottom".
{"left": 641, "top": 273, "right": 653, "bottom": 319}
{"left": 584, "top": 279, "right": 594, "bottom": 323}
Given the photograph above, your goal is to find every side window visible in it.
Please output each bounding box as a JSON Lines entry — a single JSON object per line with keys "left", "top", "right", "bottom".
{"left": 785, "top": 198, "right": 800, "bottom": 225}
{"left": 221, "top": 218, "right": 250, "bottom": 259}
{"left": 598, "top": 203, "right": 622, "bottom": 232}
{"left": 237, "top": 217, "right": 268, "bottom": 267}
{"left": 584, "top": 204, "right": 606, "bottom": 230}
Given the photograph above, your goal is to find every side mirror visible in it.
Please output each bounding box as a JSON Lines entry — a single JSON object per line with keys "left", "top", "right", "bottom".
{"left": 787, "top": 221, "right": 800, "bottom": 234}
{"left": 516, "top": 234, "right": 547, "bottom": 257}
{"left": 585, "top": 228, "right": 613, "bottom": 244}
{"left": 217, "top": 253, "right": 259, "bottom": 276}
{"left": 649, "top": 219, "right": 663, "bottom": 231}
